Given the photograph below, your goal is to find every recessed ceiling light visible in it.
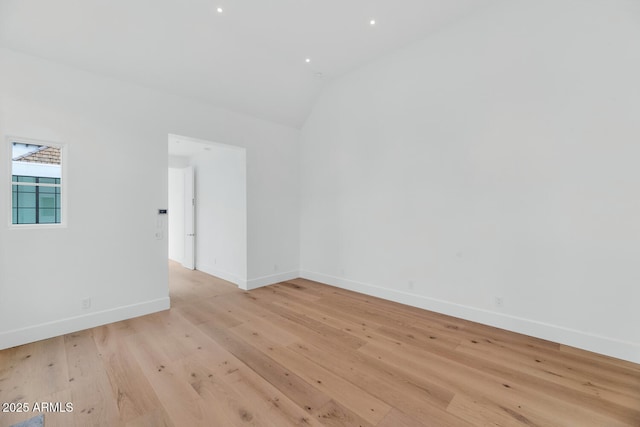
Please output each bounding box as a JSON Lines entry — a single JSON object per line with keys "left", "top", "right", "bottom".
{"left": 370, "top": 19, "right": 376, "bottom": 26}
{"left": 305, "top": 58, "right": 311, "bottom": 63}
{"left": 216, "top": 7, "right": 223, "bottom": 13}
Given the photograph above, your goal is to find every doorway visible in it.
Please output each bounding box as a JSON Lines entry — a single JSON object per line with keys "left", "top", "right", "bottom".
{"left": 167, "top": 134, "right": 247, "bottom": 286}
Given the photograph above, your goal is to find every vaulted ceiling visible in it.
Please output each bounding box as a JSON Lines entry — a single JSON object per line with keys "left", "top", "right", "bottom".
{"left": 0, "top": 0, "right": 500, "bottom": 128}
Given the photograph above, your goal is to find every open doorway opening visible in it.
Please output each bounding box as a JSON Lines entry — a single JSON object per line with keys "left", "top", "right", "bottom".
{"left": 167, "top": 164, "right": 194, "bottom": 269}
{"left": 168, "top": 134, "right": 247, "bottom": 287}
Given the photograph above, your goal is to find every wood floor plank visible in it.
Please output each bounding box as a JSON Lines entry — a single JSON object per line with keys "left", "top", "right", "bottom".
{"left": 377, "top": 408, "right": 436, "bottom": 427}
{"left": 312, "top": 399, "right": 376, "bottom": 427}
{"left": 446, "top": 393, "right": 545, "bottom": 427}
{"left": 124, "top": 407, "right": 174, "bottom": 427}
{"left": 266, "top": 301, "right": 367, "bottom": 351}
{"left": 172, "top": 355, "right": 272, "bottom": 427}
{"left": 1, "top": 261, "right": 638, "bottom": 426}
{"left": 63, "top": 329, "right": 124, "bottom": 427}
{"left": 65, "top": 330, "right": 103, "bottom": 385}
{"left": 69, "top": 376, "right": 122, "bottom": 427}
{"left": 228, "top": 290, "right": 368, "bottom": 354}
{"left": 197, "top": 320, "right": 333, "bottom": 415}
{"left": 174, "top": 324, "right": 326, "bottom": 427}
{"left": 312, "top": 291, "right": 559, "bottom": 355}
{"left": 287, "top": 339, "right": 469, "bottom": 426}
{"left": 124, "top": 334, "right": 206, "bottom": 426}
{"left": 92, "top": 326, "right": 164, "bottom": 424}
{"left": 229, "top": 322, "right": 392, "bottom": 424}
{"left": 267, "top": 282, "right": 324, "bottom": 303}
{"left": 559, "top": 344, "right": 640, "bottom": 374}
{"left": 1, "top": 337, "right": 69, "bottom": 403}
{"left": 456, "top": 340, "right": 640, "bottom": 409}
{"left": 359, "top": 339, "right": 637, "bottom": 426}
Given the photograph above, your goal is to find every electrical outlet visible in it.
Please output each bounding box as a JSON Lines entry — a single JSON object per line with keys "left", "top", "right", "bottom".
{"left": 494, "top": 296, "right": 504, "bottom": 308}
{"left": 82, "top": 298, "right": 91, "bottom": 310}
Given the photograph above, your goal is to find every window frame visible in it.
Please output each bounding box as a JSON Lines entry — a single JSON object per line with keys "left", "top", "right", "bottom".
{"left": 7, "top": 136, "right": 67, "bottom": 229}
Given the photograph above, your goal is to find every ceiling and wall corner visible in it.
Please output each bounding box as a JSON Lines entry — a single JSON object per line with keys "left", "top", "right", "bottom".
{"left": 0, "top": 0, "right": 503, "bottom": 128}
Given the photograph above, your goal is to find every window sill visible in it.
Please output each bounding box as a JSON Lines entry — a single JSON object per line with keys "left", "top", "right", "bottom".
{"left": 9, "top": 223, "right": 67, "bottom": 230}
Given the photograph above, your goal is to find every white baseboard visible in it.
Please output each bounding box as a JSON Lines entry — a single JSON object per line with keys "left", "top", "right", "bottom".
{"left": 168, "top": 256, "right": 183, "bottom": 264}
{"left": 196, "top": 264, "right": 298, "bottom": 290}
{"left": 246, "top": 270, "right": 300, "bottom": 291}
{"left": 0, "top": 297, "right": 170, "bottom": 351}
{"left": 197, "top": 263, "right": 247, "bottom": 289}
{"left": 300, "top": 270, "right": 640, "bottom": 364}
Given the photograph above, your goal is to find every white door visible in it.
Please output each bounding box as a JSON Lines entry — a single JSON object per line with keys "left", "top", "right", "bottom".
{"left": 183, "top": 166, "right": 195, "bottom": 270}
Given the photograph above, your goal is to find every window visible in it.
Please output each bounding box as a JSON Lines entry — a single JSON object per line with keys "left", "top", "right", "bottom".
{"left": 10, "top": 139, "right": 64, "bottom": 225}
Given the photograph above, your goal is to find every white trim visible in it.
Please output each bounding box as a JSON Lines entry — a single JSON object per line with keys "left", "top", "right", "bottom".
{"left": 10, "top": 182, "right": 61, "bottom": 188}
{"left": 12, "top": 161, "right": 61, "bottom": 179}
{"left": 246, "top": 270, "right": 300, "bottom": 290}
{"left": 299, "top": 270, "right": 640, "bottom": 364}
{"left": 0, "top": 297, "right": 170, "bottom": 350}
{"left": 8, "top": 223, "right": 66, "bottom": 230}
{"left": 193, "top": 264, "right": 299, "bottom": 291}
{"left": 168, "top": 133, "right": 246, "bottom": 153}
{"left": 168, "top": 256, "right": 184, "bottom": 264}
{"left": 197, "top": 262, "right": 247, "bottom": 290}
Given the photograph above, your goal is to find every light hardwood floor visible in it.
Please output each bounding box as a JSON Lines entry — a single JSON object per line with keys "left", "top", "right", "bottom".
{"left": 1, "top": 262, "right": 639, "bottom": 426}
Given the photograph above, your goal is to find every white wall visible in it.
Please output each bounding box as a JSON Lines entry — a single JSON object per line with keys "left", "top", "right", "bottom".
{"left": 0, "top": 47, "right": 300, "bottom": 349}
{"left": 168, "top": 154, "right": 190, "bottom": 169}
{"left": 168, "top": 167, "right": 185, "bottom": 263}
{"left": 190, "top": 143, "right": 248, "bottom": 287}
{"left": 300, "top": 0, "right": 640, "bottom": 363}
